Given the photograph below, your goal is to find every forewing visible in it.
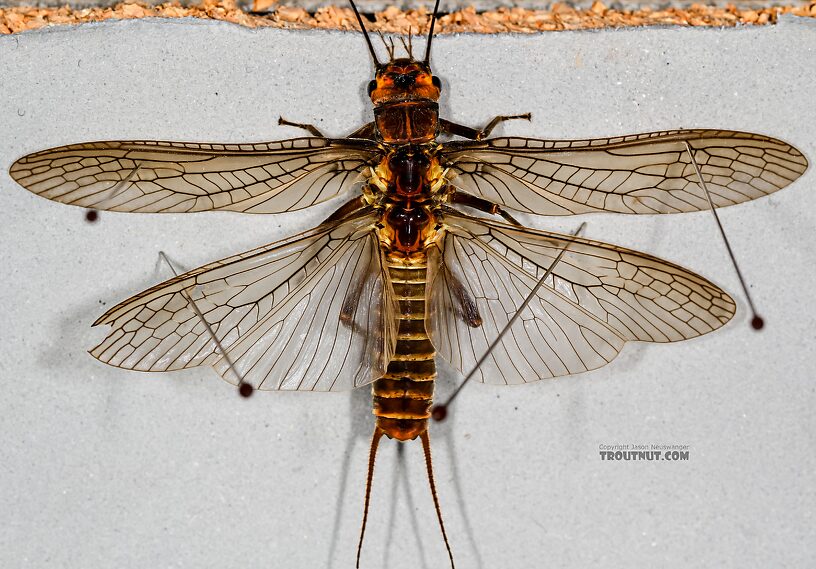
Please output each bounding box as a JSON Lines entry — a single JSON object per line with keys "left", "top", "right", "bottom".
{"left": 10, "top": 138, "right": 379, "bottom": 214}
{"left": 441, "top": 129, "right": 807, "bottom": 215}
{"left": 427, "top": 212, "right": 735, "bottom": 385}
{"left": 92, "top": 211, "right": 397, "bottom": 391}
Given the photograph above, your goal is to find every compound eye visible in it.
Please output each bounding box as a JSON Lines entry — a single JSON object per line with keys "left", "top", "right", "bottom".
{"left": 431, "top": 75, "right": 441, "bottom": 89}
{"left": 367, "top": 80, "right": 377, "bottom": 96}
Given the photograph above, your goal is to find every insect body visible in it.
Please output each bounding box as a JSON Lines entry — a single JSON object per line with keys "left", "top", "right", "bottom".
{"left": 9, "top": 1, "right": 808, "bottom": 567}
{"left": 371, "top": 146, "right": 441, "bottom": 437}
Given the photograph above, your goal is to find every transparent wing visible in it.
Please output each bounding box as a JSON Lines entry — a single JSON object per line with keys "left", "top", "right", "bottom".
{"left": 440, "top": 129, "right": 808, "bottom": 215}
{"left": 91, "top": 210, "right": 398, "bottom": 391}
{"left": 427, "top": 211, "right": 736, "bottom": 385}
{"left": 10, "top": 137, "right": 379, "bottom": 214}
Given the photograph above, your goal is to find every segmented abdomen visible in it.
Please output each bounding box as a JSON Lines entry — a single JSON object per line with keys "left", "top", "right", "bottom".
{"left": 372, "top": 256, "right": 435, "bottom": 441}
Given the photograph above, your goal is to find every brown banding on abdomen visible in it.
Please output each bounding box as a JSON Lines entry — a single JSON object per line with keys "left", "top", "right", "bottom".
{"left": 372, "top": 260, "right": 436, "bottom": 441}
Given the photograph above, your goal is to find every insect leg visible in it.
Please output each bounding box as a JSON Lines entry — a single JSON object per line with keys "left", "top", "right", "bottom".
{"left": 439, "top": 113, "right": 531, "bottom": 141}
{"left": 443, "top": 263, "right": 482, "bottom": 328}
{"left": 340, "top": 271, "right": 368, "bottom": 332}
{"left": 346, "top": 122, "right": 377, "bottom": 140}
{"left": 324, "top": 197, "right": 377, "bottom": 330}
{"left": 320, "top": 195, "right": 369, "bottom": 224}
{"left": 448, "top": 189, "right": 523, "bottom": 226}
{"left": 277, "top": 116, "right": 325, "bottom": 138}
{"left": 478, "top": 113, "right": 532, "bottom": 138}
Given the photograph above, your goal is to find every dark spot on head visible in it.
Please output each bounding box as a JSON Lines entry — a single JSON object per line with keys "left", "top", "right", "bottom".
{"left": 431, "top": 75, "right": 441, "bottom": 89}
{"left": 367, "top": 79, "right": 377, "bottom": 96}
{"left": 393, "top": 73, "right": 415, "bottom": 89}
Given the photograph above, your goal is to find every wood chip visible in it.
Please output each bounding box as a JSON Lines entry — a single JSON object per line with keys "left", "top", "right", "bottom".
{"left": 1, "top": 1, "right": 814, "bottom": 35}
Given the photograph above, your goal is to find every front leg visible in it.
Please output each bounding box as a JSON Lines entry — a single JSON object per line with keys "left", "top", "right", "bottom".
{"left": 278, "top": 116, "right": 325, "bottom": 138}
{"left": 279, "top": 117, "right": 379, "bottom": 141}
{"left": 346, "top": 122, "right": 377, "bottom": 140}
{"left": 439, "top": 113, "right": 531, "bottom": 141}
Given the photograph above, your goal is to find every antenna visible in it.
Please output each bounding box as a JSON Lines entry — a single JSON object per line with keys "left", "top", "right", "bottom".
{"left": 683, "top": 141, "right": 764, "bottom": 330}
{"left": 349, "top": 0, "right": 381, "bottom": 68}
{"left": 400, "top": 27, "right": 414, "bottom": 59}
{"left": 377, "top": 30, "right": 395, "bottom": 60}
{"left": 432, "top": 222, "right": 587, "bottom": 421}
{"left": 423, "top": 0, "right": 442, "bottom": 64}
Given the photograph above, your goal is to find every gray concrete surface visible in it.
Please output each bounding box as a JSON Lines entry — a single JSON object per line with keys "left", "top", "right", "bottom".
{"left": 1, "top": 15, "right": 814, "bottom": 569}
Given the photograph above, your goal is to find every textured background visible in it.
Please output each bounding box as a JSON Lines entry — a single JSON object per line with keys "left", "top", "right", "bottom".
{"left": 1, "top": 15, "right": 814, "bottom": 569}
{"left": 0, "top": 1, "right": 793, "bottom": 8}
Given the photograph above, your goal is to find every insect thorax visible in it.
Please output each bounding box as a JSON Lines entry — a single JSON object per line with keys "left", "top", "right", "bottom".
{"left": 375, "top": 101, "right": 439, "bottom": 144}
{"left": 369, "top": 145, "right": 446, "bottom": 257}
